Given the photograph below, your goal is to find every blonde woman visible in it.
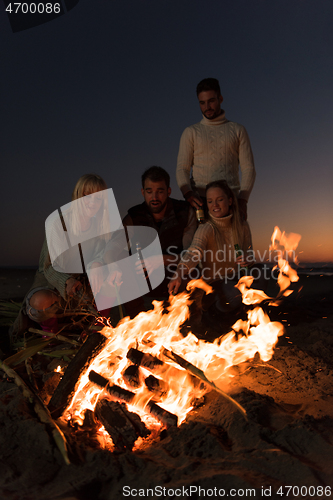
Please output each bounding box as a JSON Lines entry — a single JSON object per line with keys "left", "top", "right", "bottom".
{"left": 12, "top": 174, "right": 116, "bottom": 337}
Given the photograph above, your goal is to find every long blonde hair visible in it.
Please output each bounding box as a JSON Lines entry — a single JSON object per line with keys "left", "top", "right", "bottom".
{"left": 44, "top": 174, "right": 110, "bottom": 272}
{"left": 70, "top": 174, "right": 110, "bottom": 240}
{"left": 71, "top": 174, "right": 107, "bottom": 201}
{"left": 205, "top": 180, "right": 245, "bottom": 250}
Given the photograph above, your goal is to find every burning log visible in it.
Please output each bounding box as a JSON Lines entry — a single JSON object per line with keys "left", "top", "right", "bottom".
{"left": 146, "top": 401, "right": 178, "bottom": 428}
{"left": 48, "top": 332, "right": 107, "bottom": 418}
{"left": 88, "top": 370, "right": 135, "bottom": 404}
{"left": 128, "top": 347, "right": 204, "bottom": 390}
{"left": 89, "top": 370, "right": 177, "bottom": 428}
{"left": 123, "top": 364, "right": 141, "bottom": 389}
{"left": 94, "top": 398, "right": 149, "bottom": 451}
{"left": 127, "top": 347, "right": 186, "bottom": 381}
{"left": 127, "top": 347, "right": 164, "bottom": 371}
{"left": 82, "top": 408, "right": 98, "bottom": 430}
{"left": 144, "top": 374, "right": 168, "bottom": 398}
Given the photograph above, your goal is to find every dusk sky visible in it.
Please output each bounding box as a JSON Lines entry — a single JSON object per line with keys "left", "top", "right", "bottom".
{"left": 1, "top": 0, "right": 332, "bottom": 267}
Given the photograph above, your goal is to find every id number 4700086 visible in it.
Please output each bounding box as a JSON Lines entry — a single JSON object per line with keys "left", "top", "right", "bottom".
{"left": 5, "top": 3, "right": 61, "bottom": 14}
{"left": 275, "top": 485, "right": 331, "bottom": 497}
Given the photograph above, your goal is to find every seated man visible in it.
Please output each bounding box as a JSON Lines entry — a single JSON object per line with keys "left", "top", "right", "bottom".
{"left": 106, "top": 166, "right": 197, "bottom": 317}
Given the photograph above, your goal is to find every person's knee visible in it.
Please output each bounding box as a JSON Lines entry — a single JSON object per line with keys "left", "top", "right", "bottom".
{"left": 29, "top": 290, "right": 59, "bottom": 311}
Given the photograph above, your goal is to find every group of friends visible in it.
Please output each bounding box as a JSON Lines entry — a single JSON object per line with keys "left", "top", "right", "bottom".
{"left": 13, "top": 77, "right": 265, "bottom": 337}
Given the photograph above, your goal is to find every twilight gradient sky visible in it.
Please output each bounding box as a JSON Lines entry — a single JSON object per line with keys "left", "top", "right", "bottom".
{"left": 1, "top": 0, "right": 332, "bottom": 266}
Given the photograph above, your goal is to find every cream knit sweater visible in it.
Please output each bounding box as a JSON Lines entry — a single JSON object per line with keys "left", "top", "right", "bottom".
{"left": 179, "top": 213, "right": 252, "bottom": 282}
{"left": 176, "top": 111, "right": 256, "bottom": 201}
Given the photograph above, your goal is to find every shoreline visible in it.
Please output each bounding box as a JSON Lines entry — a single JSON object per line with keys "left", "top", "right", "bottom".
{"left": 1, "top": 266, "right": 333, "bottom": 301}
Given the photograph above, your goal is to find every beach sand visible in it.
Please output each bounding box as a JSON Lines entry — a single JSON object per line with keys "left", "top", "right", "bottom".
{"left": 0, "top": 268, "right": 332, "bottom": 500}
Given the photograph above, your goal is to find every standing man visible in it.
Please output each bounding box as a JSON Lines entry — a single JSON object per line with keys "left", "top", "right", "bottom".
{"left": 176, "top": 78, "right": 256, "bottom": 220}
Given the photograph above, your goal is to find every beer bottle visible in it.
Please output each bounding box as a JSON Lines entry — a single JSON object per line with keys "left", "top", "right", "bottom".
{"left": 196, "top": 207, "right": 205, "bottom": 224}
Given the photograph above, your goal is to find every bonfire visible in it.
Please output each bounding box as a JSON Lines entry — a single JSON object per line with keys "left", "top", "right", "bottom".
{"left": 0, "top": 227, "right": 301, "bottom": 462}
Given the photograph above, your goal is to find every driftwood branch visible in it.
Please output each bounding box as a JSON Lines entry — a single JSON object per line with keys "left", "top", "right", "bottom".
{"left": 0, "top": 360, "right": 70, "bottom": 465}
{"left": 28, "top": 328, "right": 80, "bottom": 346}
{"left": 48, "top": 332, "right": 107, "bottom": 418}
{"left": 161, "top": 346, "right": 248, "bottom": 420}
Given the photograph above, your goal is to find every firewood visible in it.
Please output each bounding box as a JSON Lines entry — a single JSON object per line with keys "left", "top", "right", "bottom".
{"left": 48, "top": 332, "right": 107, "bottom": 418}
{"left": 88, "top": 369, "right": 108, "bottom": 388}
{"left": 161, "top": 346, "right": 248, "bottom": 420}
{"left": 144, "top": 375, "right": 168, "bottom": 398}
{"left": 94, "top": 398, "right": 149, "bottom": 450}
{"left": 127, "top": 347, "right": 164, "bottom": 371}
{"left": 89, "top": 370, "right": 176, "bottom": 428}
{"left": 29, "top": 327, "right": 80, "bottom": 346}
{"left": 123, "top": 364, "right": 141, "bottom": 389}
{"left": 146, "top": 400, "right": 178, "bottom": 428}
{"left": 82, "top": 409, "right": 98, "bottom": 430}
{"left": 88, "top": 370, "right": 135, "bottom": 404}
{"left": 127, "top": 347, "right": 201, "bottom": 388}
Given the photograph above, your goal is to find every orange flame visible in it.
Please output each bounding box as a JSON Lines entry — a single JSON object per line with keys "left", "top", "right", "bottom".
{"left": 62, "top": 227, "right": 300, "bottom": 448}
{"left": 270, "top": 226, "right": 300, "bottom": 298}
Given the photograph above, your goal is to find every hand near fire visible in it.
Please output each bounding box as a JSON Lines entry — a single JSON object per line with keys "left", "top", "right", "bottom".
{"left": 168, "top": 264, "right": 188, "bottom": 295}
{"left": 65, "top": 277, "right": 82, "bottom": 297}
{"left": 168, "top": 275, "right": 182, "bottom": 295}
{"left": 106, "top": 264, "right": 123, "bottom": 289}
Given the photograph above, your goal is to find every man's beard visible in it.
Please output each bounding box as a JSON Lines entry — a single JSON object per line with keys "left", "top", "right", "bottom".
{"left": 203, "top": 109, "right": 222, "bottom": 120}
{"left": 147, "top": 199, "right": 167, "bottom": 214}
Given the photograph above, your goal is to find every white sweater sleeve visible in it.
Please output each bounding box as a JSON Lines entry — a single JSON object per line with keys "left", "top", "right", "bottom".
{"left": 238, "top": 126, "right": 256, "bottom": 201}
{"left": 176, "top": 127, "right": 194, "bottom": 196}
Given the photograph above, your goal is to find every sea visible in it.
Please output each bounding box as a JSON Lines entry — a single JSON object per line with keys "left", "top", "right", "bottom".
{"left": 1, "top": 263, "right": 333, "bottom": 276}
{"left": 295, "top": 263, "right": 333, "bottom": 277}
{"left": 257, "top": 262, "right": 333, "bottom": 277}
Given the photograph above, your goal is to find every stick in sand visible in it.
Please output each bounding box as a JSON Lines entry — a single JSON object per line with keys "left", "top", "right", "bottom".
{"left": 160, "top": 346, "right": 248, "bottom": 420}
{"left": 0, "top": 360, "right": 70, "bottom": 465}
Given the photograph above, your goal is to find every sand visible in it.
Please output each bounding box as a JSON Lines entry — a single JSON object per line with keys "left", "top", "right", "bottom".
{"left": 0, "top": 269, "right": 333, "bottom": 500}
